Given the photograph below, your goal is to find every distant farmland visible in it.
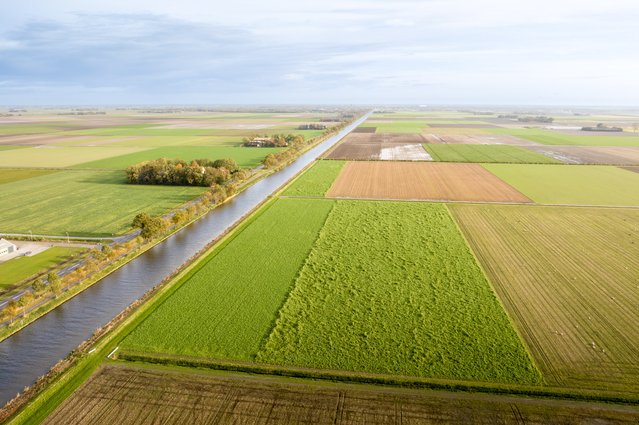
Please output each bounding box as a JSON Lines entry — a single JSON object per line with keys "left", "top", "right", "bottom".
{"left": 423, "top": 144, "right": 559, "bottom": 164}
{"left": 450, "top": 204, "right": 639, "bottom": 392}
{"left": 257, "top": 201, "right": 541, "bottom": 384}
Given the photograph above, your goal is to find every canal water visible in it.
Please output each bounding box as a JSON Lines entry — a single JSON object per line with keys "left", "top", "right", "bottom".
{"left": 0, "top": 112, "right": 371, "bottom": 405}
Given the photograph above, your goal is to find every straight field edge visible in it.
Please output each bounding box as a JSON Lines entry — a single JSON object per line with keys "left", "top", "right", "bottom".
{"left": 114, "top": 350, "right": 639, "bottom": 405}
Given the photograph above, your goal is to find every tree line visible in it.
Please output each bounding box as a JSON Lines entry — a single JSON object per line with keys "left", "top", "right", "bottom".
{"left": 242, "top": 133, "right": 305, "bottom": 147}
{"left": 126, "top": 158, "right": 239, "bottom": 187}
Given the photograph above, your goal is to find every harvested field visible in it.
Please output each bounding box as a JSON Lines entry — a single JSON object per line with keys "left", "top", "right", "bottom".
{"left": 352, "top": 126, "right": 376, "bottom": 133}
{"left": 621, "top": 166, "right": 639, "bottom": 174}
{"left": 326, "top": 133, "right": 430, "bottom": 161}
{"left": 379, "top": 144, "right": 431, "bottom": 160}
{"left": 423, "top": 133, "right": 537, "bottom": 146}
{"left": 44, "top": 366, "right": 639, "bottom": 425}
{"left": 258, "top": 201, "right": 540, "bottom": 384}
{"left": 327, "top": 162, "right": 531, "bottom": 203}
{"left": 527, "top": 146, "right": 639, "bottom": 165}
{"left": 450, "top": 205, "right": 639, "bottom": 392}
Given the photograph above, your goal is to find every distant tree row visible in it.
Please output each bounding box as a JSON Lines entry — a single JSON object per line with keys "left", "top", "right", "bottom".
{"left": 126, "top": 158, "right": 239, "bottom": 187}
{"left": 517, "top": 116, "right": 554, "bottom": 123}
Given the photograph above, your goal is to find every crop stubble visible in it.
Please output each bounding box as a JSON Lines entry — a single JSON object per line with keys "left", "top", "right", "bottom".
{"left": 450, "top": 204, "right": 639, "bottom": 392}
{"left": 44, "top": 365, "right": 639, "bottom": 425}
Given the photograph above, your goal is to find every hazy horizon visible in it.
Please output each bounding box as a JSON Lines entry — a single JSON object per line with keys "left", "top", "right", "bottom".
{"left": 1, "top": 0, "right": 638, "bottom": 106}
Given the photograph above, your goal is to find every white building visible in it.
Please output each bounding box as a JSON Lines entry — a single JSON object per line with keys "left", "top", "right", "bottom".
{"left": 0, "top": 239, "right": 17, "bottom": 258}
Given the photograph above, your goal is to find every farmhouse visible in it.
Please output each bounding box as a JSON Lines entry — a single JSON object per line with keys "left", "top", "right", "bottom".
{"left": 0, "top": 239, "right": 17, "bottom": 258}
{"left": 244, "top": 137, "right": 273, "bottom": 147}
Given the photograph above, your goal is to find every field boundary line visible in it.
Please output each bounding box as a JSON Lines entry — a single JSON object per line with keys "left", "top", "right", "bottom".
{"left": 114, "top": 350, "right": 639, "bottom": 405}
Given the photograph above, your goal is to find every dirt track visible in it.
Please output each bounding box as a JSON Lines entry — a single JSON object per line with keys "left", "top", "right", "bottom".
{"left": 327, "top": 162, "right": 531, "bottom": 203}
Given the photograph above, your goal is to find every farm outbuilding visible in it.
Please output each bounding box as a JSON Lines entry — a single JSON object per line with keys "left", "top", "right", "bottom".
{"left": 0, "top": 239, "right": 17, "bottom": 258}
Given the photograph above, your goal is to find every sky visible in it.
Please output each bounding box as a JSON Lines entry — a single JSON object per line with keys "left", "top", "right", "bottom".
{"left": 0, "top": 0, "right": 638, "bottom": 106}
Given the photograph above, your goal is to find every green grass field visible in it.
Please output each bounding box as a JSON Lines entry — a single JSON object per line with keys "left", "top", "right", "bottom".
{"left": 0, "top": 247, "right": 83, "bottom": 289}
{"left": 0, "top": 146, "right": 149, "bottom": 168}
{"left": 0, "top": 170, "right": 204, "bottom": 236}
{"left": 423, "top": 145, "right": 559, "bottom": 164}
{"left": 484, "top": 164, "right": 639, "bottom": 206}
{"left": 0, "top": 169, "right": 58, "bottom": 185}
{"left": 487, "top": 128, "right": 639, "bottom": 147}
{"left": 283, "top": 160, "right": 345, "bottom": 197}
{"left": 257, "top": 201, "right": 541, "bottom": 384}
{"left": 122, "top": 198, "right": 335, "bottom": 359}
{"left": 73, "top": 146, "right": 283, "bottom": 169}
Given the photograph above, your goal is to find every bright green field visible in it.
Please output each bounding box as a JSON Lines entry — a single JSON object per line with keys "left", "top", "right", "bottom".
{"left": 122, "top": 198, "right": 334, "bottom": 359}
{"left": 0, "top": 146, "right": 148, "bottom": 168}
{"left": 283, "top": 160, "right": 345, "bottom": 197}
{"left": 0, "top": 247, "right": 83, "bottom": 289}
{"left": 257, "top": 201, "right": 541, "bottom": 384}
{"left": 487, "top": 128, "right": 639, "bottom": 147}
{"left": 484, "top": 164, "right": 639, "bottom": 206}
{"left": 363, "top": 120, "right": 426, "bottom": 133}
{"left": 0, "top": 170, "right": 204, "bottom": 236}
{"left": 424, "top": 144, "right": 559, "bottom": 164}
{"left": 0, "top": 169, "right": 58, "bottom": 185}
{"left": 73, "top": 146, "right": 283, "bottom": 169}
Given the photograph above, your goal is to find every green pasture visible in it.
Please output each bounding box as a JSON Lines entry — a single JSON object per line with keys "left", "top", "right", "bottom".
{"left": 257, "top": 201, "right": 541, "bottom": 384}
{"left": 122, "top": 198, "right": 334, "bottom": 359}
{"left": 74, "top": 146, "right": 283, "bottom": 169}
{"left": 424, "top": 144, "right": 559, "bottom": 164}
{"left": 0, "top": 247, "right": 84, "bottom": 289}
{"left": 484, "top": 164, "right": 639, "bottom": 206}
{"left": 283, "top": 160, "right": 344, "bottom": 197}
{"left": 0, "top": 146, "right": 148, "bottom": 168}
{"left": 0, "top": 170, "right": 204, "bottom": 236}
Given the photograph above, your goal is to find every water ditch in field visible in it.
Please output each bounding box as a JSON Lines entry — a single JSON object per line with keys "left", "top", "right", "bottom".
{"left": 0, "top": 112, "right": 371, "bottom": 405}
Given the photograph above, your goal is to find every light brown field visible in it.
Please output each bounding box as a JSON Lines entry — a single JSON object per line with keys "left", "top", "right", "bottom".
{"left": 327, "top": 162, "right": 531, "bottom": 202}
{"left": 450, "top": 204, "right": 639, "bottom": 392}
{"left": 43, "top": 365, "right": 639, "bottom": 425}
{"left": 621, "top": 166, "right": 639, "bottom": 174}
{"left": 423, "top": 133, "right": 537, "bottom": 145}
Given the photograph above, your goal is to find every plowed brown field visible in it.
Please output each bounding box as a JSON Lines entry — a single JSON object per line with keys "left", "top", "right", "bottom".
{"left": 327, "top": 162, "right": 531, "bottom": 202}
{"left": 450, "top": 204, "right": 639, "bottom": 392}
{"left": 44, "top": 365, "right": 639, "bottom": 424}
